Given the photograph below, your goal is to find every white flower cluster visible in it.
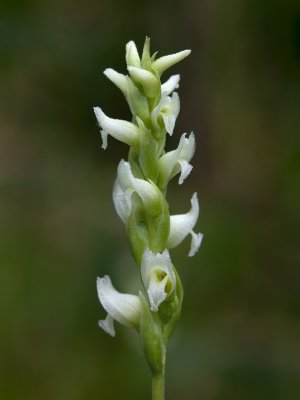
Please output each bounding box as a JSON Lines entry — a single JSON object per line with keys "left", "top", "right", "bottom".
{"left": 94, "top": 39, "right": 203, "bottom": 337}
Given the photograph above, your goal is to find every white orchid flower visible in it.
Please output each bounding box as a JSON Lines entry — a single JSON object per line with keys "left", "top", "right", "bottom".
{"left": 113, "top": 160, "right": 161, "bottom": 223}
{"left": 93, "top": 107, "right": 140, "bottom": 150}
{"left": 167, "top": 193, "right": 203, "bottom": 257}
{"left": 141, "top": 249, "right": 176, "bottom": 312}
{"left": 158, "top": 132, "right": 195, "bottom": 185}
{"left": 151, "top": 92, "right": 180, "bottom": 136}
{"left": 97, "top": 275, "right": 141, "bottom": 337}
{"left": 152, "top": 49, "right": 191, "bottom": 76}
{"left": 161, "top": 74, "right": 180, "bottom": 95}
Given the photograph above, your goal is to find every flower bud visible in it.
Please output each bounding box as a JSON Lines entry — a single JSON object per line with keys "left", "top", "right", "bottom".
{"left": 152, "top": 49, "right": 191, "bottom": 76}
{"left": 126, "top": 40, "right": 141, "bottom": 68}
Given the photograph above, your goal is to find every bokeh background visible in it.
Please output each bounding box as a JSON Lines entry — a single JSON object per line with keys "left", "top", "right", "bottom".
{"left": 1, "top": 0, "right": 300, "bottom": 399}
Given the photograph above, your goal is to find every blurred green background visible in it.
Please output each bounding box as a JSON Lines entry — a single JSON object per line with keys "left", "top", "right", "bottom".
{"left": 1, "top": 0, "right": 300, "bottom": 399}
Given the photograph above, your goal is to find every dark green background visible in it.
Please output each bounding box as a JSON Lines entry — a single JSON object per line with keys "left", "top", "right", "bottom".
{"left": 1, "top": 0, "right": 299, "bottom": 399}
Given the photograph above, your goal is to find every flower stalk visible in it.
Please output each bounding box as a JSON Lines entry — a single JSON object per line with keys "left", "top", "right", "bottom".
{"left": 94, "top": 38, "right": 203, "bottom": 399}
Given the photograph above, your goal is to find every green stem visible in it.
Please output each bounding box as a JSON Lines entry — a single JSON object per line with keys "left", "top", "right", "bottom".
{"left": 152, "top": 371, "right": 165, "bottom": 400}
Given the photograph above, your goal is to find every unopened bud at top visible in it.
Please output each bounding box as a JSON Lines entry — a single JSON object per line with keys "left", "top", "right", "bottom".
{"left": 126, "top": 40, "right": 141, "bottom": 68}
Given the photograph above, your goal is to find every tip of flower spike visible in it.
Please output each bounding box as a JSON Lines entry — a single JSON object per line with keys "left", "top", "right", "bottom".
{"left": 126, "top": 40, "right": 141, "bottom": 67}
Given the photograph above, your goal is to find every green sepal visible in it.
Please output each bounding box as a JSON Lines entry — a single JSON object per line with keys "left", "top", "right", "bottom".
{"left": 126, "top": 78, "right": 150, "bottom": 123}
{"left": 128, "top": 147, "right": 144, "bottom": 178}
{"left": 137, "top": 118, "right": 158, "bottom": 182}
{"left": 158, "top": 267, "right": 183, "bottom": 342}
{"left": 139, "top": 291, "right": 166, "bottom": 376}
{"left": 127, "top": 199, "right": 151, "bottom": 265}
{"left": 148, "top": 195, "right": 170, "bottom": 253}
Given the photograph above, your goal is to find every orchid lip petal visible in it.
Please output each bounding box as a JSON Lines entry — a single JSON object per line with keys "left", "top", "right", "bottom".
{"left": 100, "top": 129, "right": 108, "bottom": 150}
{"left": 98, "top": 314, "right": 115, "bottom": 337}
{"left": 141, "top": 249, "right": 176, "bottom": 311}
{"left": 147, "top": 275, "right": 169, "bottom": 312}
{"left": 188, "top": 231, "right": 203, "bottom": 257}
{"left": 178, "top": 160, "right": 193, "bottom": 184}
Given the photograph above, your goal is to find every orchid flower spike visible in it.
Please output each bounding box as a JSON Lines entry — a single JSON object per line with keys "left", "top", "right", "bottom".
{"left": 141, "top": 249, "right": 176, "bottom": 312}
{"left": 97, "top": 275, "right": 141, "bottom": 337}
{"left": 167, "top": 192, "right": 203, "bottom": 256}
{"left": 94, "top": 39, "right": 203, "bottom": 394}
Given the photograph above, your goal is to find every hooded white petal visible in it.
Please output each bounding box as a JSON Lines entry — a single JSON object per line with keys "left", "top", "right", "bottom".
{"left": 161, "top": 74, "right": 180, "bottom": 95}
{"left": 141, "top": 249, "right": 176, "bottom": 312}
{"left": 152, "top": 49, "right": 191, "bottom": 75}
{"left": 98, "top": 314, "right": 115, "bottom": 337}
{"left": 188, "top": 230, "right": 203, "bottom": 257}
{"left": 158, "top": 132, "right": 195, "bottom": 185}
{"left": 126, "top": 41, "right": 141, "bottom": 67}
{"left": 112, "top": 179, "right": 134, "bottom": 223}
{"left": 97, "top": 275, "right": 141, "bottom": 331}
{"left": 103, "top": 68, "right": 128, "bottom": 95}
{"left": 167, "top": 193, "right": 199, "bottom": 249}
{"left": 94, "top": 107, "right": 139, "bottom": 148}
